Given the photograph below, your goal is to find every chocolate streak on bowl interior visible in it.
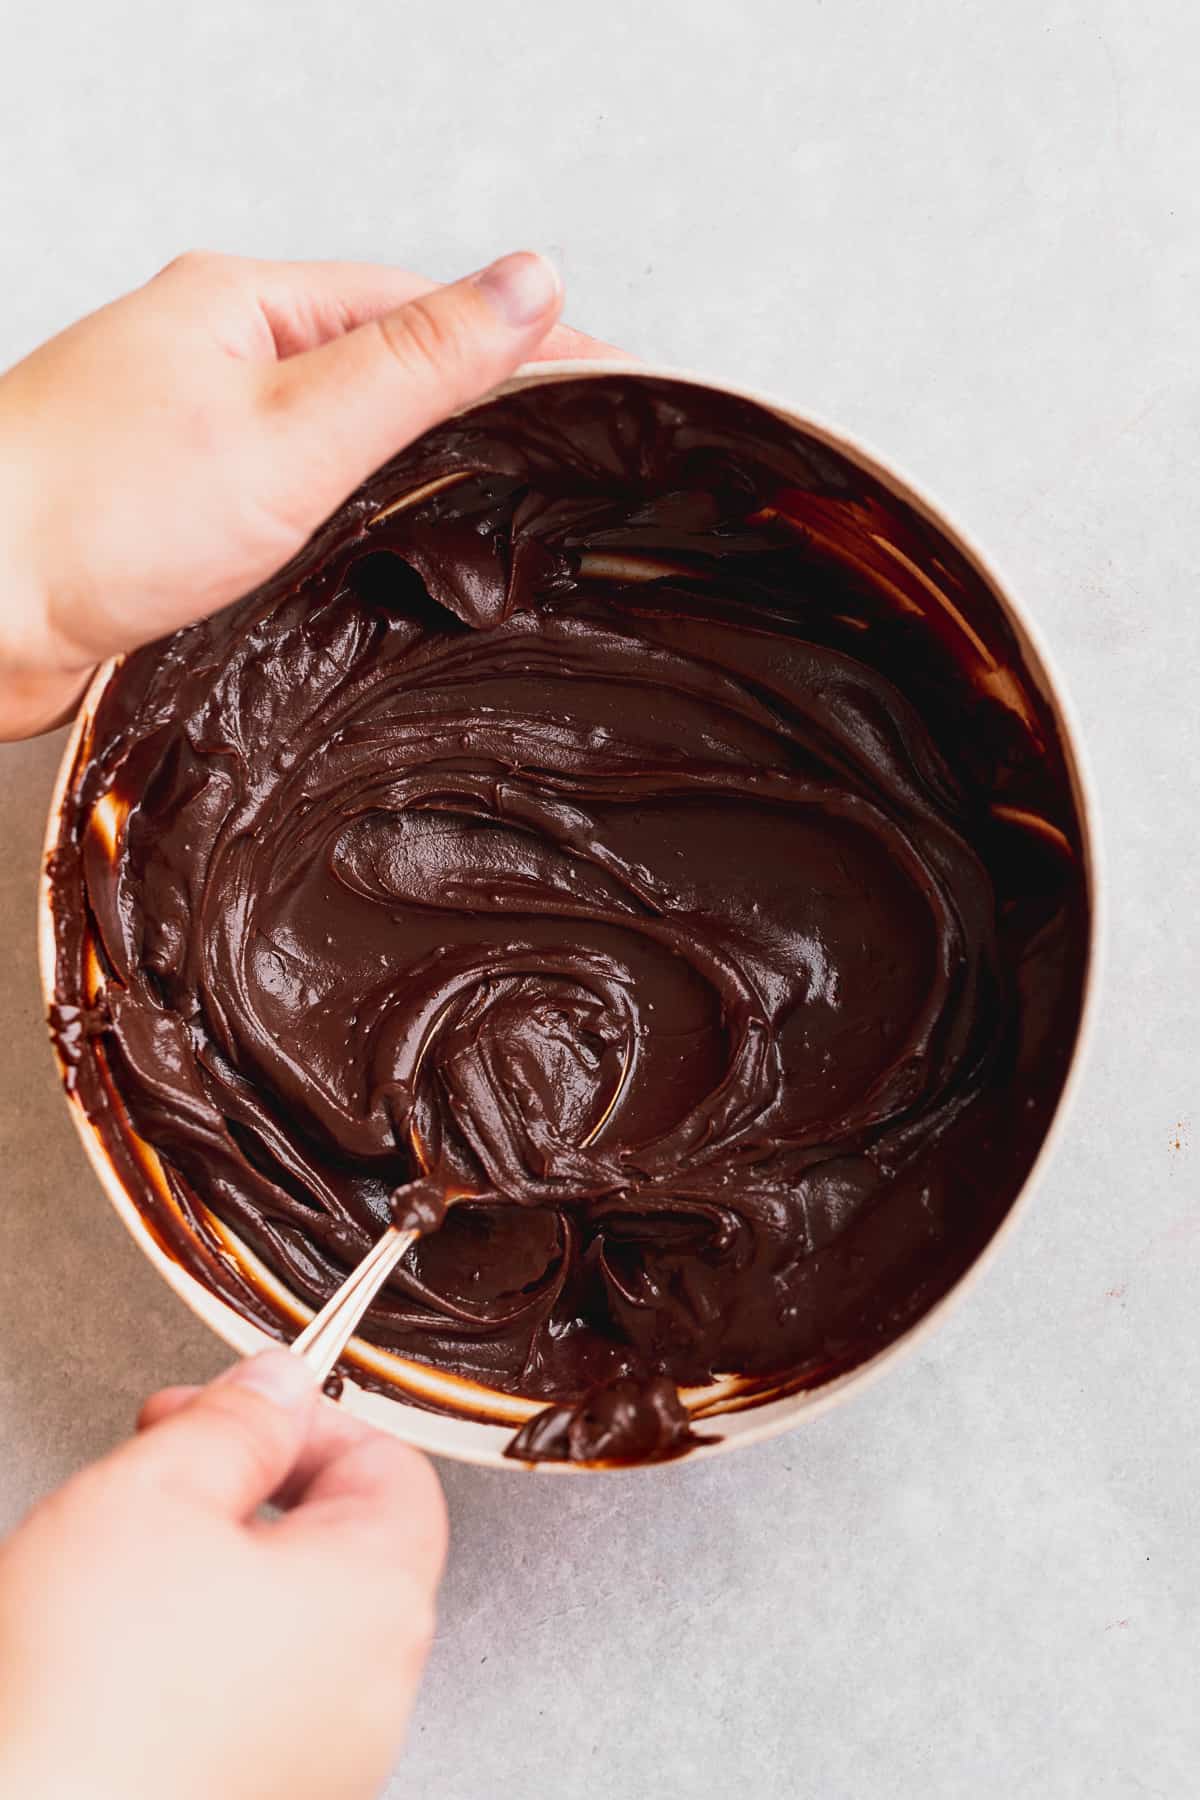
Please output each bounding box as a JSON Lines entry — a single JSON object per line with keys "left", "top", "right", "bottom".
{"left": 46, "top": 374, "right": 1090, "bottom": 1466}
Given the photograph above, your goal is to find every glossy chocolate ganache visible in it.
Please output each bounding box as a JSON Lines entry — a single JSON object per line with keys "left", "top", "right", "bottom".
{"left": 49, "top": 375, "right": 1089, "bottom": 1464}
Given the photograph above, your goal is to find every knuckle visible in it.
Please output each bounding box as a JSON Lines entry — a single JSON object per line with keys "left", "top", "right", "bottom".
{"left": 136, "top": 1387, "right": 176, "bottom": 1432}
{"left": 159, "top": 248, "right": 224, "bottom": 285}
{"left": 361, "top": 1440, "right": 449, "bottom": 1564}
{"left": 360, "top": 1571, "right": 438, "bottom": 1673}
{"left": 375, "top": 296, "right": 467, "bottom": 388}
{"left": 43, "top": 1463, "right": 137, "bottom": 1538}
{"left": 404, "top": 1583, "right": 439, "bottom": 1658}
{"left": 20, "top": 1479, "right": 81, "bottom": 1537}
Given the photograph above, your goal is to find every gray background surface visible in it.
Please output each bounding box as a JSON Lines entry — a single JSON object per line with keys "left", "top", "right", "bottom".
{"left": 1, "top": 3, "right": 1197, "bottom": 1795}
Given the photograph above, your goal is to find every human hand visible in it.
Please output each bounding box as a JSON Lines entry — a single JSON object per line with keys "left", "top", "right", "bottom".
{"left": 0, "top": 247, "right": 613, "bottom": 738}
{"left": 0, "top": 1352, "right": 447, "bottom": 1800}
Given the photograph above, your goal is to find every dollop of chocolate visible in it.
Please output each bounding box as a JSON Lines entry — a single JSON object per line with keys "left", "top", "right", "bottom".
{"left": 506, "top": 1374, "right": 698, "bottom": 1466}
{"left": 49, "top": 376, "right": 1088, "bottom": 1463}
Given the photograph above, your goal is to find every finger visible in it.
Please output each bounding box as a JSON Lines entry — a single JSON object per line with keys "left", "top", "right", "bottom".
{"left": 273, "top": 1432, "right": 449, "bottom": 1656}
{"left": 269, "top": 1438, "right": 447, "bottom": 1740}
{"left": 138, "top": 1381, "right": 376, "bottom": 1509}
{"left": 153, "top": 249, "right": 622, "bottom": 366}
{"left": 150, "top": 251, "right": 436, "bottom": 360}
{"left": 270, "top": 1432, "right": 447, "bottom": 1664}
{"left": 275, "top": 1425, "right": 447, "bottom": 1569}
{"left": 268, "top": 1403, "right": 375, "bottom": 1511}
{"left": 137, "top": 1385, "right": 199, "bottom": 1430}
{"left": 114, "top": 1351, "right": 320, "bottom": 1519}
{"left": 249, "top": 262, "right": 438, "bottom": 357}
{"left": 245, "top": 262, "right": 620, "bottom": 362}
{"left": 254, "top": 250, "right": 562, "bottom": 527}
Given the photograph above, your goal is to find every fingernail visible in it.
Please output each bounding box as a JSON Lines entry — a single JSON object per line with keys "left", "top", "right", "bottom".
{"left": 219, "top": 1349, "right": 319, "bottom": 1410}
{"left": 474, "top": 251, "right": 561, "bottom": 328}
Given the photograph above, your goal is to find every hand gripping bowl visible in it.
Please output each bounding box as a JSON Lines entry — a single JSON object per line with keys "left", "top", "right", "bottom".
{"left": 39, "top": 361, "right": 1099, "bottom": 1471}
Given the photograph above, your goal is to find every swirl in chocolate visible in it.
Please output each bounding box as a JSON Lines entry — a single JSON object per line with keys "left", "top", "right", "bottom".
{"left": 49, "top": 376, "right": 1088, "bottom": 1464}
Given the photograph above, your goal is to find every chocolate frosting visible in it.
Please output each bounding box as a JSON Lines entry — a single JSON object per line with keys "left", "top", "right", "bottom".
{"left": 49, "top": 375, "right": 1088, "bottom": 1464}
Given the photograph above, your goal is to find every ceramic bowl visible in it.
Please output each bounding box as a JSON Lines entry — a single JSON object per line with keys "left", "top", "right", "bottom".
{"left": 39, "top": 359, "right": 1100, "bottom": 1470}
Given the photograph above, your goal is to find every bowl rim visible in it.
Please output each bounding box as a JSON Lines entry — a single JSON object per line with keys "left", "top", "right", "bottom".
{"left": 37, "top": 355, "right": 1103, "bottom": 1473}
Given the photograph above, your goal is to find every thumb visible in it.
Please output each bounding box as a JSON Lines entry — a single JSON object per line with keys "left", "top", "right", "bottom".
{"left": 116, "top": 1351, "right": 320, "bottom": 1519}
{"left": 256, "top": 249, "right": 563, "bottom": 521}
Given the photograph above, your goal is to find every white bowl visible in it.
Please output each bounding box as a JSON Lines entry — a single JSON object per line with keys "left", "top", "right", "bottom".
{"left": 39, "top": 359, "right": 1100, "bottom": 1471}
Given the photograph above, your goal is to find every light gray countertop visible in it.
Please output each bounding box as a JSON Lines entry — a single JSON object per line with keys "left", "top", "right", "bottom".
{"left": 2, "top": 4, "right": 1198, "bottom": 1795}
